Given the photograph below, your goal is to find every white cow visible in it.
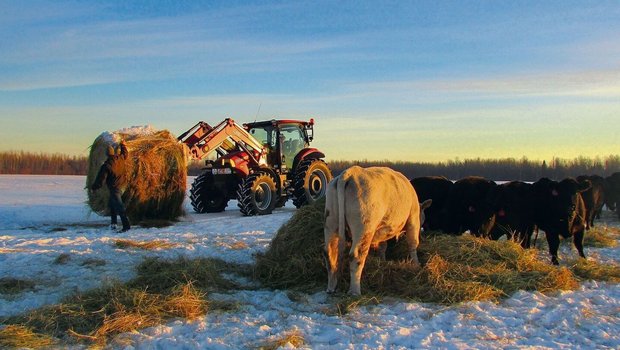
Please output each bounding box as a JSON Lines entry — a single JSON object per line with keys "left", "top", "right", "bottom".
{"left": 324, "top": 166, "right": 423, "bottom": 295}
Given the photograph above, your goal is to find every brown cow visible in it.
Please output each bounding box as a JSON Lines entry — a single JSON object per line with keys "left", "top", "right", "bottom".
{"left": 324, "top": 166, "right": 422, "bottom": 295}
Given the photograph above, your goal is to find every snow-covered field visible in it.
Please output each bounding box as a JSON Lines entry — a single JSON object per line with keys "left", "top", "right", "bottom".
{"left": 1, "top": 175, "right": 619, "bottom": 349}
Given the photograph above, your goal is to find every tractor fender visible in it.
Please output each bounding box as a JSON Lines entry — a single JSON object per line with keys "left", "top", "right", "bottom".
{"left": 256, "top": 166, "right": 284, "bottom": 196}
{"left": 292, "top": 148, "right": 325, "bottom": 173}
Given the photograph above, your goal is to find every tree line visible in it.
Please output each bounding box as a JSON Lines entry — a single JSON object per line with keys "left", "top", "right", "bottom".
{"left": 0, "top": 151, "right": 88, "bottom": 175}
{"left": 2, "top": 151, "right": 619, "bottom": 181}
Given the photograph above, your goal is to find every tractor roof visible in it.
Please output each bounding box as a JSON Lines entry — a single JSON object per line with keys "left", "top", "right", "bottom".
{"left": 243, "top": 119, "right": 314, "bottom": 129}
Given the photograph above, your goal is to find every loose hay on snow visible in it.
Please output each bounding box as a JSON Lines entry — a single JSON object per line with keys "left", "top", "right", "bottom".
{"left": 584, "top": 226, "right": 619, "bottom": 248}
{"left": 0, "top": 277, "right": 36, "bottom": 295}
{"left": 0, "top": 325, "right": 56, "bottom": 349}
{"left": 2, "top": 257, "right": 230, "bottom": 346}
{"left": 254, "top": 199, "right": 582, "bottom": 304}
{"left": 86, "top": 126, "right": 187, "bottom": 222}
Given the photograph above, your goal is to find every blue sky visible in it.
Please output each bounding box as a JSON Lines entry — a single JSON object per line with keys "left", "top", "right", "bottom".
{"left": 1, "top": 0, "right": 619, "bottom": 162}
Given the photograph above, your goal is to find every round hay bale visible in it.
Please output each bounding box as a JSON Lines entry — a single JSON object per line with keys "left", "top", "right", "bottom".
{"left": 86, "top": 126, "right": 187, "bottom": 222}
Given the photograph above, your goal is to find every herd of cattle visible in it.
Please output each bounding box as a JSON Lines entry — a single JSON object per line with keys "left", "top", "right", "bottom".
{"left": 323, "top": 166, "right": 620, "bottom": 295}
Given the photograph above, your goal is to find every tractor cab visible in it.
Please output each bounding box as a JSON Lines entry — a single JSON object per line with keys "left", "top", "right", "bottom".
{"left": 244, "top": 119, "right": 314, "bottom": 171}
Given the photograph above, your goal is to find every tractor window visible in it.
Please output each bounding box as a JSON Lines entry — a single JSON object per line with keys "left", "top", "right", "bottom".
{"left": 280, "top": 124, "right": 307, "bottom": 168}
{"left": 249, "top": 127, "right": 276, "bottom": 148}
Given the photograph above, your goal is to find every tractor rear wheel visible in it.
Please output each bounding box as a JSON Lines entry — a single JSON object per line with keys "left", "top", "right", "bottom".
{"left": 292, "top": 159, "right": 332, "bottom": 208}
{"left": 237, "top": 172, "right": 277, "bottom": 216}
{"left": 190, "top": 172, "right": 228, "bottom": 213}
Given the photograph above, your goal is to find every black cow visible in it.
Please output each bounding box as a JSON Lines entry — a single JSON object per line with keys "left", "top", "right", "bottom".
{"left": 441, "top": 176, "right": 497, "bottom": 237}
{"left": 605, "top": 172, "right": 620, "bottom": 219}
{"left": 532, "top": 177, "right": 590, "bottom": 265}
{"left": 410, "top": 176, "right": 453, "bottom": 231}
{"left": 488, "top": 181, "right": 536, "bottom": 248}
{"left": 576, "top": 175, "right": 606, "bottom": 229}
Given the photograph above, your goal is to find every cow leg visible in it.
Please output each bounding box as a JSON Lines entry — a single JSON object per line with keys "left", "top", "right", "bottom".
{"left": 522, "top": 226, "right": 533, "bottom": 249}
{"left": 348, "top": 230, "right": 372, "bottom": 296}
{"left": 375, "top": 241, "right": 387, "bottom": 260}
{"left": 403, "top": 213, "right": 421, "bottom": 266}
{"left": 573, "top": 230, "right": 586, "bottom": 259}
{"left": 325, "top": 232, "right": 344, "bottom": 293}
{"left": 546, "top": 232, "right": 560, "bottom": 265}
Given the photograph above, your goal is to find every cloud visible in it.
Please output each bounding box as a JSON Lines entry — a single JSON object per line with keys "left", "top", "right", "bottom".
{"left": 343, "top": 67, "right": 620, "bottom": 101}
{"left": 0, "top": 2, "right": 372, "bottom": 91}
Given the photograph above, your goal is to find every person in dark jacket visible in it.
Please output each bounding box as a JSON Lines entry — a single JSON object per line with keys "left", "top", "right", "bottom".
{"left": 91, "top": 141, "right": 131, "bottom": 232}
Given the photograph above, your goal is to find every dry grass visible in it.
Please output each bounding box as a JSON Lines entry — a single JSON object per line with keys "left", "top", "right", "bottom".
{"left": 570, "top": 259, "right": 620, "bottom": 283}
{"left": 257, "top": 330, "right": 306, "bottom": 350}
{"left": 2, "top": 257, "right": 241, "bottom": 347}
{"left": 114, "top": 239, "right": 178, "bottom": 250}
{"left": 127, "top": 257, "right": 241, "bottom": 294}
{"left": 0, "top": 325, "right": 56, "bottom": 349}
{"left": 584, "top": 226, "right": 619, "bottom": 248}
{"left": 86, "top": 129, "right": 187, "bottom": 222}
{"left": 163, "top": 282, "right": 208, "bottom": 320}
{"left": 0, "top": 277, "right": 36, "bottom": 295}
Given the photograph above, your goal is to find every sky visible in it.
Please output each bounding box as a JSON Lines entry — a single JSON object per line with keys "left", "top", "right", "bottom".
{"left": 0, "top": 0, "right": 619, "bottom": 162}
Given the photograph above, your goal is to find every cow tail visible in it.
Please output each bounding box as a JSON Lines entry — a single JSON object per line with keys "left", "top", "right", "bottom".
{"left": 337, "top": 175, "right": 346, "bottom": 241}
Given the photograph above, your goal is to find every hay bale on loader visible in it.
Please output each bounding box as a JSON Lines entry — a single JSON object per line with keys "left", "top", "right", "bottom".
{"left": 254, "top": 199, "right": 580, "bottom": 304}
{"left": 86, "top": 126, "right": 187, "bottom": 223}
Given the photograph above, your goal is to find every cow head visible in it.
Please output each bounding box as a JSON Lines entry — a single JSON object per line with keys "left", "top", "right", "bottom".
{"left": 488, "top": 181, "right": 534, "bottom": 240}
{"left": 419, "top": 199, "right": 432, "bottom": 229}
{"left": 533, "top": 177, "right": 590, "bottom": 238}
{"left": 444, "top": 177, "right": 497, "bottom": 237}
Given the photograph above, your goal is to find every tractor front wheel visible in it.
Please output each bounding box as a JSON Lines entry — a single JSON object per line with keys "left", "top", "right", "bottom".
{"left": 292, "top": 159, "right": 332, "bottom": 208}
{"left": 190, "top": 173, "right": 229, "bottom": 213}
{"left": 237, "top": 172, "right": 277, "bottom": 216}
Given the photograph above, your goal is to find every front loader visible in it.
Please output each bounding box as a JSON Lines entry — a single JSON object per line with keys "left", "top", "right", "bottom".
{"left": 178, "top": 118, "right": 332, "bottom": 216}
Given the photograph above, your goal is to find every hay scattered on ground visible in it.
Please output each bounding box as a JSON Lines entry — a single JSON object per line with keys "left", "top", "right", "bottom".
{"left": 0, "top": 277, "right": 36, "bottom": 295}
{"left": 0, "top": 325, "right": 56, "bottom": 349}
{"left": 127, "top": 257, "right": 242, "bottom": 294}
{"left": 254, "top": 199, "right": 584, "bottom": 304}
{"left": 256, "top": 330, "right": 306, "bottom": 350}
{"left": 584, "top": 226, "right": 619, "bottom": 248}
{"left": 2, "top": 257, "right": 236, "bottom": 346}
{"left": 86, "top": 127, "right": 187, "bottom": 222}
{"left": 114, "top": 239, "right": 178, "bottom": 251}
{"left": 570, "top": 259, "right": 620, "bottom": 283}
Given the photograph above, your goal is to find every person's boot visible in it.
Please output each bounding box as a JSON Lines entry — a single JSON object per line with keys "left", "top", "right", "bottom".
{"left": 110, "top": 224, "right": 117, "bottom": 231}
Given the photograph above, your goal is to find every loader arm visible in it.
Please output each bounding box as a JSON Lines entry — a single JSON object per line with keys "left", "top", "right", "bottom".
{"left": 178, "top": 118, "right": 265, "bottom": 161}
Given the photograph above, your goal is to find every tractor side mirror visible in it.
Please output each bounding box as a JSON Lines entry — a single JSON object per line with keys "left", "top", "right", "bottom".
{"left": 306, "top": 125, "right": 314, "bottom": 142}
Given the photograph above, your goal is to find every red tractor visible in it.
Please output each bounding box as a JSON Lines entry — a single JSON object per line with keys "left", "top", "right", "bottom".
{"left": 178, "top": 118, "right": 332, "bottom": 215}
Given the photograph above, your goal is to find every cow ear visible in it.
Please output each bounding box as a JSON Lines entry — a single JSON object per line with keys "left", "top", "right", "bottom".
{"left": 420, "top": 199, "right": 432, "bottom": 210}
